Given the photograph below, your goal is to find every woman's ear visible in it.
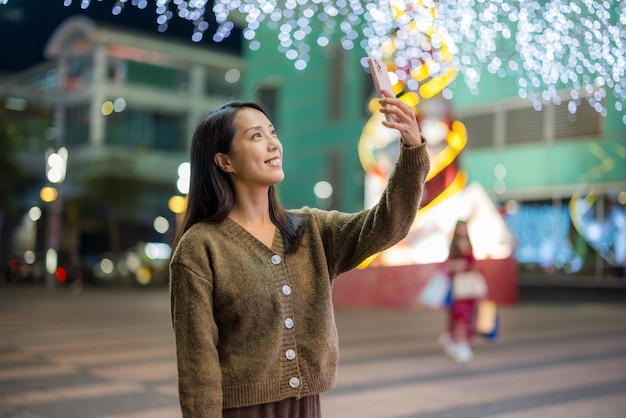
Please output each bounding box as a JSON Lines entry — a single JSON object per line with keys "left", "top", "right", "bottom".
{"left": 214, "top": 153, "right": 234, "bottom": 172}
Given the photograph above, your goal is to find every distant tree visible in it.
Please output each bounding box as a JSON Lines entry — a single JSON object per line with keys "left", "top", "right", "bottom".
{"left": 0, "top": 115, "right": 28, "bottom": 266}
{"left": 72, "top": 153, "right": 147, "bottom": 263}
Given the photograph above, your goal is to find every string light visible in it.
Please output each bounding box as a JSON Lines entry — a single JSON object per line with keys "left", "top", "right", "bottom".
{"left": 64, "top": 0, "right": 626, "bottom": 122}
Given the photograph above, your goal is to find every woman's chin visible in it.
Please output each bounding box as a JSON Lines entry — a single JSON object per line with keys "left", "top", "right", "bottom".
{"left": 268, "top": 173, "right": 285, "bottom": 185}
{"left": 275, "top": 173, "right": 285, "bottom": 183}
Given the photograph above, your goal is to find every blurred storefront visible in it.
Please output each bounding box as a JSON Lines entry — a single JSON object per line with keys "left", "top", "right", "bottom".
{"left": 1, "top": 16, "right": 244, "bottom": 286}
{"left": 454, "top": 76, "right": 626, "bottom": 302}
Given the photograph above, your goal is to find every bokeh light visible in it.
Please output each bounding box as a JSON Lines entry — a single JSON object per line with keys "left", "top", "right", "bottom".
{"left": 40, "top": 186, "right": 58, "bottom": 203}
{"left": 177, "top": 162, "right": 190, "bottom": 194}
{"left": 144, "top": 242, "right": 171, "bottom": 260}
{"left": 153, "top": 216, "right": 170, "bottom": 234}
{"left": 136, "top": 266, "right": 152, "bottom": 285}
{"left": 24, "top": 251, "right": 36, "bottom": 265}
{"left": 168, "top": 195, "right": 187, "bottom": 214}
{"left": 100, "top": 258, "right": 114, "bottom": 275}
{"left": 28, "top": 206, "right": 42, "bottom": 222}
{"left": 313, "top": 181, "right": 333, "bottom": 199}
{"left": 101, "top": 100, "right": 114, "bottom": 116}
{"left": 68, "top": 0, "right": 626, "bottom": 122}
{"left": 225, "top": 68, "right": 241, "bottom": 83}
{"left": 55, "top": 267, "right": 67, "bottom": 282}
{"left": 113, "top": 98, "right": 127, "bottom": 112}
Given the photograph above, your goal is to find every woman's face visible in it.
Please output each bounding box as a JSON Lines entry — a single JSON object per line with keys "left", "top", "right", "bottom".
{"left": 215, "top": 107, "right": 284, "bottom": 187}
{"left": 456, "top": 223, "right": 472, "bottom": 252}
{"left": 457, "top": 223, "right": 468, "bottom": 238}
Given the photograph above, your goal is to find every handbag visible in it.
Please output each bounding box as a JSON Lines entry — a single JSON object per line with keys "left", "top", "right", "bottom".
{"left": 419, "top": 271, "right": 451, "bottom": 309}
{"left": 452, "top": 270, "right": 487, "bottom": 299}
{"left": 475, "top": 299, "right": 499, "bottom": 340}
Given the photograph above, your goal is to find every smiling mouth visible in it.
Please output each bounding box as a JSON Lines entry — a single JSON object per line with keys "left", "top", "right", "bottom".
{"left": 265, "top": 157, "right": 281, "bottom": 165}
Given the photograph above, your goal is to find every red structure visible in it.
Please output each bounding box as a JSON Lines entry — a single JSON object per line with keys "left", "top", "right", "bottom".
{"left": 333, "top": 258, "right": 518, "bottom": 310}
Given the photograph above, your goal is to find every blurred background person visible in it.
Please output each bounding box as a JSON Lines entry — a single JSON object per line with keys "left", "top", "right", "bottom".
{"left": 440, "top": 220, "right": 486, "bottom": 363}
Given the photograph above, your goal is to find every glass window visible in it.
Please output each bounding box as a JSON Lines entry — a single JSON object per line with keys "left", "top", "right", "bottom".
{"left": 64, "top": 56, "right": 93, "bottom": 91}
{"left": 504, "top": 194, "right": 626, "bottom": 281}
{"left": 506, "top": 200, "right": 579, "bottom": 272}
{"left": 205, "top": 68, "right": 242, "bottom": 98}
{"left": 553, "top": 100, "right": 602, "bottom": 140}
{"left": 23, "top": 68, "right": 58, "bottom": 91}
{"left": 328, "top": 46, "right": 344, "bottom": 121}
{"left": 505, "top": 106, "right": 544, "bottom": 145}
{"left": 106, "top": 109, "right": 185, "bottom": 152}
{"left": 66, "top": 105, "right": 90, "bottom": 146}
{"left": 125, "top": 61, "right": 188, "bottom": 91}
{"left": 256, "top": 85, "right": 279, "bottom": 128}
{"left": 460, "top": 113, "right": 495, "bottom": 149}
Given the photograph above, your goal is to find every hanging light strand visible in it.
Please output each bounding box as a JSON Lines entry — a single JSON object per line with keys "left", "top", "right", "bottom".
{"left": 64, "top": 0, "right": 626, "bottom": 123}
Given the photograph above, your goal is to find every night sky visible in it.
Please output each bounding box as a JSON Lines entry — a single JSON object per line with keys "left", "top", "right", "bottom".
{"left": 0, "top": 0, "right": 242, "bottom": 74}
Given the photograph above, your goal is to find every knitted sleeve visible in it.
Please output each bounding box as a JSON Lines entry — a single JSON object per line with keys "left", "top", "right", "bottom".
{"left": 311, "top": 141, "right": 430, "bottom": 275}
{"left": 170, "top": 234, "right": 222, "bottom": 417}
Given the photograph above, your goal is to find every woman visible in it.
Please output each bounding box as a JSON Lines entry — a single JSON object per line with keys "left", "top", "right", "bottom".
{"left": 440, "top": 220, "right": 482, "bottom": 363}
{"left": 169, "top": 90, "right": 430, "bottom": 417}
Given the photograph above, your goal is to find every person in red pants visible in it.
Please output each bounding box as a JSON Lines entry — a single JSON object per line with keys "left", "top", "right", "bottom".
{"left": 440, "top": 220, "right": 481, "bottom": 363}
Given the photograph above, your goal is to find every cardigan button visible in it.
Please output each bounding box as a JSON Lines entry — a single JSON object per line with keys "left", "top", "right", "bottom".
{"left": 289, "top": 377, "right": 300, "bottom": 388}
{"left": 285, "top": 349, "right": 296, "bottom": 360}
{"left": 282, "top": 285, "right": 291, "bottom": 296}
{"left": 284, "top": 318, "right": 294, "bottom": 329}
{"left": 271, "top": 255, "right": 282, "bottom": 265}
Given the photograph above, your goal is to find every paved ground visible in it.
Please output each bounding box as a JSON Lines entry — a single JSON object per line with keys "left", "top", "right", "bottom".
{"left": 0, "top": 286, "right": 625, "bottom": 418}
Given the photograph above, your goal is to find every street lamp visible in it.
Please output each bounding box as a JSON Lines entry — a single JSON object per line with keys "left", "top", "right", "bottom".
{"left": 177, "top": 162, "right": 190, "bottom": 195}
{"left": 46, "top": 147, "right": 67, "bottom": 184}
{"left": 169, "top": 161, "right": 190, "bottom": 231}
{"left": 44, "top": 147, "right": 68, "bottom": 289}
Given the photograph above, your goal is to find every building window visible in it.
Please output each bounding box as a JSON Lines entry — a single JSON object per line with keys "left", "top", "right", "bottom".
{"left": 24, "top": 68, "right": 58, "bottom": 91}
{"left": 106, "top": 109, "right": 185, "bottom": 151}
{"left": 460, "top": 113, "right": 495, "bottom": 149}
{"left": 505, "top": 106, "right": 545, "bottom": 145}
{"left": 256, "top": 85, "right": 279, "bottom": 127}
{"left": 458, "top": 95, "right": 604, "bottom": 148}
{"left": 66, "top": 105, "right": 90, "bottom": 146}
{"left": 504, "top": 192, "right": 625, "bottom": 281}
{"left": 124, "top": 61, "right": 188, "bottom": 92}
{"left": 205, "top": 68, "right": 242, "bottom": 99}
{"left": 554, "top": 100, "right": 602, "bottom": 140}
{"left": 328, "top": 46, "right": 344, "bottom": 121}
{"left": 64, "top": 56, "right": 93, "bottom": 91}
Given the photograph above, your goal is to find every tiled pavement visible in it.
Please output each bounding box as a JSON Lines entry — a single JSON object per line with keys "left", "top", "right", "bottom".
{"left": 0, "top": 286, "right": 625, "bottom": 418}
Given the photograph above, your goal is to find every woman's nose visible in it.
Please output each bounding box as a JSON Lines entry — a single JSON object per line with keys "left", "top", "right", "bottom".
{"left": 267, "top": 135, "right": 279, "bottom": 150}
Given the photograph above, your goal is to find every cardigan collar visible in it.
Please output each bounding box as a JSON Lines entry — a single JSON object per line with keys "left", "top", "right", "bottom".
{"left": 222, "top": 217, "right": 285, "bottom": 255}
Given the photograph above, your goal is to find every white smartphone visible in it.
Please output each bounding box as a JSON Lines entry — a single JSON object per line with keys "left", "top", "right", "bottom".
{"left": 367, "top": 56, "right": 397, "bottom": 122}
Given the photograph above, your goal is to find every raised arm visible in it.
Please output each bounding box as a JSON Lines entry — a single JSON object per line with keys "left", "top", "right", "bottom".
{"left": 378, "top": 89, "right": 423, "bottom": 147}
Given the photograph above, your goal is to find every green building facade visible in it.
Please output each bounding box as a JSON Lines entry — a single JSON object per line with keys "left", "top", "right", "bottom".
{"left": 242, "top": 26, "right": 626, "bottom": 286}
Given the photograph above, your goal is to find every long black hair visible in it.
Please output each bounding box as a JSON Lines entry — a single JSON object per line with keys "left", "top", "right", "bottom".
{"left": 173, "top": 101, "right": 304, "bottom": 254}
{"left": 448, "top": 220, "right": 473, "bottom": 260}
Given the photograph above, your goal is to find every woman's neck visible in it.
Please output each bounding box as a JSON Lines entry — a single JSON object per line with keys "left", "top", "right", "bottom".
{"left": 229, "top": 187, "right": 272, "bottom": 227}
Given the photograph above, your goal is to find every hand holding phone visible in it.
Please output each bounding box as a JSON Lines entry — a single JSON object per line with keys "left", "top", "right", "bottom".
{"left": 367, "top": 57, "right": 398, "bottom": 122}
